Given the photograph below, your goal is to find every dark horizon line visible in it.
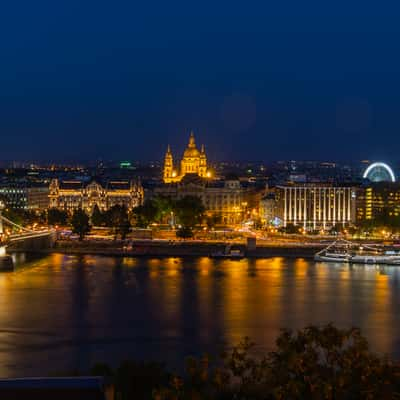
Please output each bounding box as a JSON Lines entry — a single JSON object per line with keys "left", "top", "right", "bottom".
{"left": 0, "top": 158, "right": 390, "bottom": 167}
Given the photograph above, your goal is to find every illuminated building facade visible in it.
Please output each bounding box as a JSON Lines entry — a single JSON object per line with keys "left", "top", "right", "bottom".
{"left": 0, "top": 185, "right": 49, "bottom": 211}
{"left": 49, "top": 179, "right": 143, "bottom": 213}
{"left": 260, "top": 190, "right": 278, "bottom": 225}
{"left": 356, "top": 183, "right": 400, "bottom": 222}
{"left": 163, "top": 132, "right": 209, "bottom": 183}
{"left": 154, "top": 175, "right": 256, "bottom": 225}
{"left": 276, "top": 185, "right": 357, "bottom": 230}
{"left": 157, "top": 132, "right": 262, "bottom": 224}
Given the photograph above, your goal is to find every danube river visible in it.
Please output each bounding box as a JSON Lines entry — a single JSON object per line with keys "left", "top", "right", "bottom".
{"left": 1, "top": 253, "right": 400, "bottom": 377}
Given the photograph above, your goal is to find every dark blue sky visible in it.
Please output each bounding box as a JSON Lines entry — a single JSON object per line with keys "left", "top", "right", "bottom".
{"left": 1, "top": 0, "right": 400, "bottom": 163}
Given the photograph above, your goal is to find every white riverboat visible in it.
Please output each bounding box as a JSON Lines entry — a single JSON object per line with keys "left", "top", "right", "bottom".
{"left": 315, "top": 239, "right": 400, "bottom": 265}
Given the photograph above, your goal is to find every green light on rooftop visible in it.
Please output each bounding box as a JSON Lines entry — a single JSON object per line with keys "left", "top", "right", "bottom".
{"left": 120, "top": 161, "right": 132, "bottom": 169}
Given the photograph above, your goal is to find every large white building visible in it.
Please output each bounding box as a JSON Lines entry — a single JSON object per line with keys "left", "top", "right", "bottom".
{"left": 276, "top": 185, "right": 357, "bottom": 230}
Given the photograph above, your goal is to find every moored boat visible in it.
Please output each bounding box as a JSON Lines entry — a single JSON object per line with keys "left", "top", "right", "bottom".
{"left": 314, "top": 252, "right": 350, "bottom": 262}
{"left": 315, "top": 239, "right": 400, "bottom": 265}
{"left": 211, "top": 245, "right": 244, "bottom": 259}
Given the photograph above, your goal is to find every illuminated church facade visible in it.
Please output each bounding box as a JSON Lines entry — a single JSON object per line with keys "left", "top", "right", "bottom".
{"left": 157, "top": 132, "right": 262, "bottom": 225}
{"left": 163, "top": 132, "right": 209, "bottom": 183}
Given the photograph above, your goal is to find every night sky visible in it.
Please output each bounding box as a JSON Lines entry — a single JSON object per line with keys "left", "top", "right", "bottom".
{"left": 1, "top": 1, "right": 400, "bottom": 163}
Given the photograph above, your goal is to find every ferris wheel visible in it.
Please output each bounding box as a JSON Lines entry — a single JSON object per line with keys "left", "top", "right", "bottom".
{"left": 363, "top": 162, "right": 396, "bottom": 182}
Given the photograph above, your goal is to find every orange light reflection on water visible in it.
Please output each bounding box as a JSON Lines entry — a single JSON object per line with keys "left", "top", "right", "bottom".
{"left": 365, "top": 269, "right": 393, "bottom": 354}
{"left": 0, "top": 255, "right": 397, "bottom": 377}
{"left": 221, "top": 257, "right": 285, "bottom": 347}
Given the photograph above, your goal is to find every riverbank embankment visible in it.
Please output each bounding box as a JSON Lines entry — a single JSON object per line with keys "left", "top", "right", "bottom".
{"left": 9, "top": 239, "right": 323, "bottom": 259}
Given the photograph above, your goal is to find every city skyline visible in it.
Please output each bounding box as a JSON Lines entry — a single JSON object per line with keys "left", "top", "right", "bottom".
{"left": 4, "top": 1, "right": 400, "bottom": 393}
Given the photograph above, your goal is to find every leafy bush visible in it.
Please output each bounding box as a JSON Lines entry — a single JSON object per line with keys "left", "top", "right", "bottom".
{"left": 83, "top": 325, "right": 400, "bottom": 400}
{"left": 155, "top": 324, "right": 400, "bottom": 399}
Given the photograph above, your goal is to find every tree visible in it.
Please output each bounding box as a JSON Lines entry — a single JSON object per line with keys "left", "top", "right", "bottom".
{"left": 132, "top": 200, "right": 158, "bottom": 228}
{"left": 104, "top": 205, "right": 131, "bottom": 240}
{"left": 91, "top": 204, "right": 104, "bottom": 227}
{"left": 153, "top": 196, "right": 174, "bottom": 224}
{"left": 155, "top": 324, "right": 400, "bottom": 399}
{"left": 47, "top": 208, "right": 68, "bottom": 226}
{"left": 174, "top": 196, "right": 205, "bottom": 230}
{"left": 71, "top": 209, "right": 91, "bottom": 241}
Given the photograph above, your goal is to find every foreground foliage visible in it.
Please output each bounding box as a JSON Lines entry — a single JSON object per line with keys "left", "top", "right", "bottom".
{"left": 90, "top": 361, "right": 169, "bottom": 400}
{"left": 155, "top": 325, "right": 400, "bottom": 399}
{"left": 87, "top": 324, "right": 400, "bottom": 400}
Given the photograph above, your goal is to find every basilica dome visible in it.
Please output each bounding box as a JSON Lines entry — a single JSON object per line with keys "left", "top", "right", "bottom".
{"left": 183, "top": 132, "right": 200, "bottom": 158}
{"left": 163, "top": 131, "right": 208, "bottom": 183}
{"left": 183, "top": 147, "right": 200, "bottom": 157}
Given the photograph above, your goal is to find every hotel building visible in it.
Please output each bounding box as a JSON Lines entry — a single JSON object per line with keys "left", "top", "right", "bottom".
{"left": 275, "top": 185, "right": 357, "bottom": 230}
{"left": 356, "top": 183, "right": 400, "bottom": 222}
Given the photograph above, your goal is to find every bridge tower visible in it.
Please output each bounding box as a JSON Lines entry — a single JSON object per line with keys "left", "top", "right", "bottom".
{"left": 0, "top": 200, "right": 4, "bottom": 235}
{"left": 0, "top": 201, "right": 9, "bottom": 266}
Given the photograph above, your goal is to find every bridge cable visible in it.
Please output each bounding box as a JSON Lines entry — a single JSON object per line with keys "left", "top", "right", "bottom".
{"left": 0, "top": 215, "right": 35, "bottom": 233}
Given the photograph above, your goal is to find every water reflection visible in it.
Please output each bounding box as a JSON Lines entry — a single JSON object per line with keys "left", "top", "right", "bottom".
{"left": 0, "top": 254, "right": 398, "bottom": 377}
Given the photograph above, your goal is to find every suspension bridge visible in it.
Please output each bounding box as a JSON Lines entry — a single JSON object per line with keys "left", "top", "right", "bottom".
{"left": 0, "top": 202, "right": 56, "bottom": 270}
